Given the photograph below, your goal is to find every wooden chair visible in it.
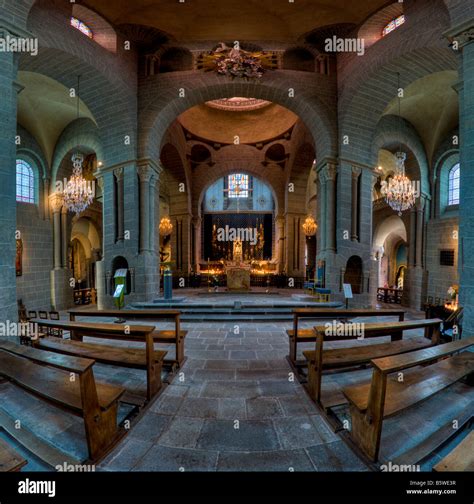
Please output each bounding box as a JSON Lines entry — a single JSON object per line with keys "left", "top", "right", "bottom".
{"left": 38, "top": 311, "right": 48, "bottom": 320}
{"left": 343, "top": 336, "right": 474, "bottom": 461}
{"left": 0, "top": 438, "right": 27, "bottom": 472}
{"left": 304, "top": 318, "right": 442, "bottom": 405}
{"left": 27, "top": 311, "right": 37, "bottom": 320}
{"left": 48, "top": 311, "right": 63, "bottom": 338}
{"left": 0, "top": 339, "right": 125, "bottom": 461}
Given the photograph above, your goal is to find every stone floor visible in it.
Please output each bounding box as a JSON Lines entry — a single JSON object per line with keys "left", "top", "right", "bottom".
{"left": 1, "top": 298, "right": 473, "bottom": 472}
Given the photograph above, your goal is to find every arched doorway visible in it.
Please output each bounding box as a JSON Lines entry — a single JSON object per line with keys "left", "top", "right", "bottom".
{"left": 344, "top": 256, "right": 363, "bottom": 294}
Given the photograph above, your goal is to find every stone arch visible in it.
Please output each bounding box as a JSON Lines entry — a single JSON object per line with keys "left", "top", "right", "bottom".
{"left": 139, "top": 71, "right": 337, "bottom": 165}
{"left": 340, "top": 46, "right": 457, "bottom": 165}
{"left": 344, "top": 255, "right": 364, "bottom": 294}
{"left": 52, "top": 118, "right": 103, "bottom": 185}
{"left": 372, "top": 115, "right": 430, "bottom": 196}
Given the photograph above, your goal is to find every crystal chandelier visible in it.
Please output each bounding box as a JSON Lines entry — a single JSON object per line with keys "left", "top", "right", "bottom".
{"left": 380, "top": 72, "right": 416, "bottom": 216}
{"left": 159, "top": 217, "right": 173, "bottom": 237}
{"left": 302, "top": 216, "right": 318, "bottom": 236}
{"left": 62, "top": 75, "right": 94, "bottom": 215}
{"left": 63, "top": 152, "right": 94, "bottom": 215}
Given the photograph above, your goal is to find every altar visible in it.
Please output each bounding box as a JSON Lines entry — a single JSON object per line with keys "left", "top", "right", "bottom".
{"left": 225, "top": 239, "right": 251, "bottom": 291}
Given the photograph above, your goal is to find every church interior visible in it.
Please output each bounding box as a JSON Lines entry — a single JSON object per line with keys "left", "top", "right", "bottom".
{"left": 0, "top": 0, "right": 473, "bottom": 491}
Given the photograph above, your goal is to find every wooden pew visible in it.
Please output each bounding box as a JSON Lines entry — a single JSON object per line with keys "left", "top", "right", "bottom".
{"left": 287, "top": 308, "right": 405, "bottom": 369}
{"left": 343, "top": 336, "right": 474, "bottom": 461}
{"left": 304, "top": 318, "right": 442, "bottom": 405}
{"left": 433, "top": 431, "right": 474, "bottom": 471}
{"left": 31, "top": 319, "right": 166, "bottom": 402}
{"left": 69, "top": 309, "right": 186, "bottom": 369}
{"left": 0, "top": 339, "right": 124, "bottom": 461}
{"left": 0, "top": 438, "right": 27, "bottom": 472}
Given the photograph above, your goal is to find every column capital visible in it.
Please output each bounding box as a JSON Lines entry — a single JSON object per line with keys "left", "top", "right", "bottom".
{"left": 351, "top": 165, "right": 362, "bottom": 178}
{"left": 137, "top": 165, "right": 153, "bottom": 183}
{"left": 49, "top": 193, "right": 64, "bottom": 213}
{"left": 324, "top": 163, "right": 337, "bottom": 182}
{"left": 444, "top": 20, "right": 474, "bottom": 50}
{"left": 113, "top": 167, "right": 124, "bottom": 181}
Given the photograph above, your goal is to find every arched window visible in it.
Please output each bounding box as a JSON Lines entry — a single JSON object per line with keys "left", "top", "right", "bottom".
{"left": 70, "top": 17, "right": 93, "bottom": 39}
{"left": 448, "top": 163, "right": 460, "bottom": 206}
{"left": 382, "top": 15, "right": 405, "bottom": 37}
{"left": 16, "top": 159, "right": 35, "bottom": 204}
{"left": 227, "top": 174, "right": 249, "bottom": 198}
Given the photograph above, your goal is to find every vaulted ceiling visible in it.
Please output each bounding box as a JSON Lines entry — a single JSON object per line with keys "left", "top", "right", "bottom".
{"left": 82, "top": 0, "right": 390, "bottom": 42}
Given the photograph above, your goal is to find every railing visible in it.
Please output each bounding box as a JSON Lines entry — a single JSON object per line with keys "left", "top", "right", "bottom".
{"left": 377, "top": 287, "right": 402, "bottom": 304}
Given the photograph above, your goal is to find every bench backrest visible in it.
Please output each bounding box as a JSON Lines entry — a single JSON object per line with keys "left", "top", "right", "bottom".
{"left": 69, "top": 309, "right": 181, "bottom": 320}
{"left": 0, "top": 338, "right": 94, "bottom": 374}
{"left": 30, "top": 319, "right": 155, "bottom": 341}
{"left": 293, "top": 308, "right": 405, "bottom": 319}
{"left": 372, "top": 335, "right": 474, "bottom": 375}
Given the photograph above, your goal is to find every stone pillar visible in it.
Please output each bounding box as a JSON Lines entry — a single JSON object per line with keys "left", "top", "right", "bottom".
{"left": 114, "top": 167, "right": 124, "bottom": 242}
{"left": 445, "top": 22, "right": 474, "bottom": 335}
{"left": 95, "top": 259, "right": 105, "bottom": 310}
{"left": 351, "top": 166, "right": 361, "bottom": 241}
{"left": 318, "top": 171, "right": 327, "bottom": 252}
{"left": 50, "top": 193, "right": 63, "bottom": 270}
{"left": 43, "top": 177, "right": 50, "bottom": 220}
{"left": 276, "top": 215, "right": 285, "bottom": 273}
{"left": 193, "top": 217, "right": 202, "bottom": 271}
{"left": 138, "top": 165, "right": 152, "bottom": 253}
{"left": 61, "top": 205, "right": 68, "bottom": 268}
{"left": 416, "top": 198, "right": 425, "bottom": 268}
{"left": 0, "top": 27, "right": 19, "bottom": 322}
{"left": 325, "top": 163, "right": 337, "bottom": 252}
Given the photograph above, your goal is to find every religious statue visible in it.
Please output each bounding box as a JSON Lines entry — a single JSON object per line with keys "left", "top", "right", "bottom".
{"left": 233, "top": 239, "right": 243, "bottom": 264}
{"left": 16, "top": 239, "right": 23, "bottom": 277}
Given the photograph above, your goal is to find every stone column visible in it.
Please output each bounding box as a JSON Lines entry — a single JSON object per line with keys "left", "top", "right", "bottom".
{"left": 276, "top": 215, "right": 285, "bottom": 273}
{"left": 95, "top": 259, "right": 105, "bottom": 310}
{"left": 61, "top": 205, "right": 68, "bottom": 268}
{"left": 408, "top": 207, "right": 416, "bottom": 268}
{"left": 149, "top": 173, "right": 158, "bottom": 253}
{"left": 0, "top": 26, "right": 19, "bottom": 322}
{"left": 43, "top": 177, "right": 50, "bottom": 220}
{"left": 49, "top": 193, "right": 64, "bottom": 270}
{"left": 318, "top": 171, "right": 327, "bottom": 252}
{"left": 114, "top": 167, "right": 124, "bottom": 242}
{"left": 445, "top": 22, "right": 474, "bottom": 335}
{"left": 416, "top": 198, "right": 425, "bottom": 268}
{"left": 351, "top": 166, "right": 361, "bottom": 241}
{"left": 138, "top": 165, "right": 152, "bottom": 253}
{"left": 193, "top": 217, "right": 202, "bottom": 271}
{"left": 325, "top": 163, "right": 337, "bottom": 252}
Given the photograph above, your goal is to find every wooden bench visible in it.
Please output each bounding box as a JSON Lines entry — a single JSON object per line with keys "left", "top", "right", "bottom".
{"left": 287, "top": 308, "right": 405, "bottom": 368}
{"left": 433, "top": 430, "right": 474, "bottom": 471}
{"left": 343, "top": 335, "right": 474, "bottom": 461}
{"left": 304, "top": 318, "right": 442, "bottom": 405}
{"left": 31, "top": 319, "right": 166, "bottom": 402}
{"left": 0, "top": 339, "right": 124, "bottom": 461}
{"left": 69, "top": 309, "right": 186, "bottom": 368}
{"left": 0, "top": 438, "right": 27, "bottom": 472}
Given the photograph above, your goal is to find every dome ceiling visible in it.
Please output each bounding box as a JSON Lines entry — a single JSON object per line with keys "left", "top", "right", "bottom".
{"left": 82, "top": 0, "right": 389, "bottom": 42}
{"left": 177, "top": 101, "right": 298, "bottom": 144}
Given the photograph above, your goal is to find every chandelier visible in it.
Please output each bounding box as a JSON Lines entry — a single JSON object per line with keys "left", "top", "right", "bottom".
{"left": 302, "top": 216, "right": 318, "bottom": 236}
{"left": 380, "top": 73, "right": 416, "bottom": 216}
{"left": 159, "top": 217, "right": 173, "bottom": 237}
{"left": 63, "top": 152, "right": 94, "bottom": 215}
{"left": 63, "top": 75, "right": 94, "bottom": 215}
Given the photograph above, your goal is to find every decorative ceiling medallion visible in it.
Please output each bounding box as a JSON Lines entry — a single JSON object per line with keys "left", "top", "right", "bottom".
{"left": 206, "top": 97, "right": 271, "bottom": 112}
{"left": 201, "top": 42, "right": 276, "bottom": 80}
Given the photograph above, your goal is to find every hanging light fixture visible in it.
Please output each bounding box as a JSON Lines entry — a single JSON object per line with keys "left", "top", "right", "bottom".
{"left": 380, "top": 72, "right": 416, "bottom": 216}
{"left": 63, "top": 75, "right": 94, "bottom": 215}
{"left": 159, "top": 217, "right": 173, "bottom": 237}
{"left": 302, "top": 215, "right": 317, "bottom": 236}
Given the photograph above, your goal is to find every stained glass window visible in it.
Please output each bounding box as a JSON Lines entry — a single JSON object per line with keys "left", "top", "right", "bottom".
{"left": 228, "top": 174, "right": 249, "bottom": 198}
{"left": 71, "top": 17, "right": 93, "bottom": 39}
{"left": 16, "top": 159, "right": 35, "bottom": 204}
{"left": 382, "top": 15, "right": 405, "bottom": 37}
{"left": 448, "top": 163, "right": 460, "bottom": 206}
